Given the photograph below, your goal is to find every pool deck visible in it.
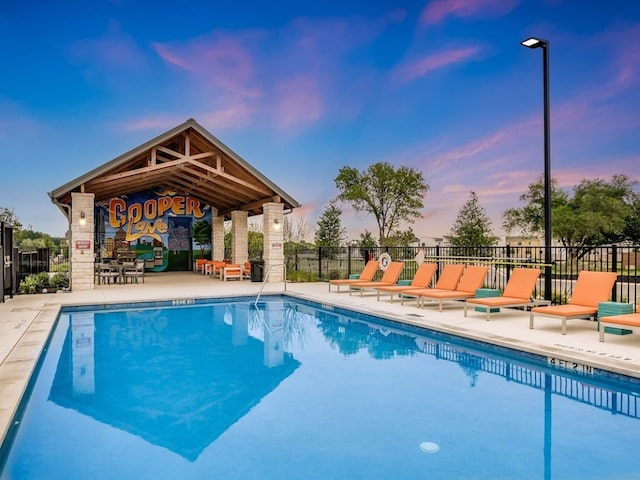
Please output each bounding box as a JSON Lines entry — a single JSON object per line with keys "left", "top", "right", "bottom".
{"left": 2, "top": 271, "right": 640, "bottom": 445}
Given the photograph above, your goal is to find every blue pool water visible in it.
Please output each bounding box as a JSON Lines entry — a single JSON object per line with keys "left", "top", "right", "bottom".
{"left": 2, "top": 296, "right": 640, "bottom": 479}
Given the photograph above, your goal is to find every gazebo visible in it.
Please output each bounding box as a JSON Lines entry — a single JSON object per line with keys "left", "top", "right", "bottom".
{"left": 49, "top": 118, "right": 300, "bottom": 290}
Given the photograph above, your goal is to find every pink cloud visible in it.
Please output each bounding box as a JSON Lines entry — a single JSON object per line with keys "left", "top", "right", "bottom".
{"left": 599, "top": 25, "right": 640, "bottom": 93}
{"left": 273, "top": 76, "right": 325, "bottom": 128}
{"left": 420, "top": 0, "right": 520, "bottom": 25}
{"left": 120, "top": 104, "right": 255, "bottom": 133}
{"left": 425, "top": 129, "right": 507, "bottom": 170}
{"left": 199, "top": 104, "right": 254, "bottom": 130}
{"left": 556, "top": 24, "right": 640, "bottom": 104}
{"left": 119, "top": 115, "right": 184, "bottom": 132}
{"left": 150, "top": 11, "right": 404, "bottom": 130}
{"left": 0, "top": 99, "right": 41, "bottom": 140}
{"left": 67, "top": 21, "right": 146, "bottom": 72}
{"left": 153, "top": 33, "right": 262, "bottom": 99}
{"left": 152, "top": 43, "right": 194, "bottom": 71}
{"left": 391, "top": 47, "right": 481, "bottom": 83}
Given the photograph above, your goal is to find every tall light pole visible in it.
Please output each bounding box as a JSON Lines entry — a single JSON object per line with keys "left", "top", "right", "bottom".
{"left": 521, "top": 37, "right": 552, "bottom": 302}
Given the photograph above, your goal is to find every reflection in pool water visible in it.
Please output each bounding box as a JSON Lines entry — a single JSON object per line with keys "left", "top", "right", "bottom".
{"left": 2, "top": 297, "right": 640, "bottom": 479}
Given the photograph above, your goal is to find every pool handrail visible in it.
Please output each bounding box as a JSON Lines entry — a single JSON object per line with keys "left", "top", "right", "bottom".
{"left": 255, "top": 263, "right": 286, "bottom": 307}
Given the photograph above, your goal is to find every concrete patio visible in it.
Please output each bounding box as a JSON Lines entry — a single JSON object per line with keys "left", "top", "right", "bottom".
{"left": 2, "top": 271, "right": 640, "bottom": 445}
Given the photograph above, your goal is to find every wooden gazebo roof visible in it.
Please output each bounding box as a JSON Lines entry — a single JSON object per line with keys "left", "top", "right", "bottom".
{"left": 49, "top": 118, "right": 300, "bottom": 219}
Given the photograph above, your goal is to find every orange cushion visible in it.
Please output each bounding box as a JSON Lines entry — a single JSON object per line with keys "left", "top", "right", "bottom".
{"left": 600, "top": 313, "right": 640, "bottom": 327}
{"left": 569, "top": 271, "right": 617, "bottom": 307}
{"left": 531, "top": 304, "right": 597, "bottom": 317}
{"left": 467, "top": 296, "right": 529, "bottom": 307}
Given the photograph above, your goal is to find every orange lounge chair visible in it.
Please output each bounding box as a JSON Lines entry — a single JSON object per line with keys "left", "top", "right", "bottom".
{"left": 222, "top": 263, "right": 243, "bottom": 281}
{"left": 329, "top": 260, "right": 379, "bottom": 292}
{"left": 203, "top": 260, "right": 226, "bottom": 276}
{"left": 599, "top": 312, "right": 640, "bottom": 342}
{"left": 399, "top": 264, "right": 465, "bottom": 306}
{"left": 193, "top": 258, "right": 208, "bottom": 273}
{"left": 529, "top": 270, "right": 618, "bottom": 335}
{"left": 411, "top": 265, "right": 488, "bottom": 311}
{"left": 375, "top": 263, "right": 437, "bottom": 302}
{"left": 464, "top": 268, "right": 542, "bottom": 320}
{"left": 349, "top": 262, "right": 405, "bottom": 296}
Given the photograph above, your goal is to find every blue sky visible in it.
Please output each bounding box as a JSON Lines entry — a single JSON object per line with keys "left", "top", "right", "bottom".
{"left": 1, "top": 0, "right": 639, "bottom": 241}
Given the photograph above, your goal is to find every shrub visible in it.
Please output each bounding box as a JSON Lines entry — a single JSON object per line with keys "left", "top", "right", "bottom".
{"left": 287, "top": 271, "right": 321, "bottom": 282}
{"left": 19, "top": 275, "right": 39, "bottom": 294}
{"left": 328, "top": 270, "right": 342, "bottom": 280}
{"left": 543, "top": 290, "right": 568, "bottom": 305}
{"left": 50, "top": 272, "right": 69, "bottom": 290}
{"left": 18, "top": 272, "right": 69, "bottom": 294}
{"left": 34, "top": 272, "right": 50, "bottom": 291}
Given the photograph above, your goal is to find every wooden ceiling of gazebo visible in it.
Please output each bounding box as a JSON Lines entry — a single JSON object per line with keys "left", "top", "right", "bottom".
{"left": 49, "top": 119, "right": 300, "bottom": 219}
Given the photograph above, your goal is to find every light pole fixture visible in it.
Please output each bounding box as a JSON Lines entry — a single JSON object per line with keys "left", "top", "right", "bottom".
{"left": 521, "top": 36, "right": 552, "bottom": 301}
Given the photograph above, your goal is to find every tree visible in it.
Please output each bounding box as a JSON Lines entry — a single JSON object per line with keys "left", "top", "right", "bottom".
{"left": 192, "top": 220, "right": 211, "bottom": 258}
{"left": 357, "top": 230, "right": 377, "bottom": 248}
{"left": 502, "top": 176, "right": 565, "bottom": 236}
{"left": 385, "top": 227, "right": 419, "bottom": 247}
{"left": 224, "top": 224, "right": 264, "bottom": 260}
{"left": 248, "top": 230, "right": 263, "bottom": 259}
{"left": 503, "top": 174, "right": 638, "bottom": 259}
{"left": 0, "top": 207, "right": 22, "bottom": 229}
{"left": 335, "top": 162, "right": 429, "bottom": 244}
{"left": 284, "top": 215, "right": 311, "bottom": 245}
{"left": 448, "top": 192, "right": 498, "bottom": 255}
{"left": 315, "top": 201, "right": 346, "bottom": 259}
{"left": 624, "top": 194, "right": 640, "bottom": 243}
{"left": 357, "top": 230, "right": 377, "bottom": 261}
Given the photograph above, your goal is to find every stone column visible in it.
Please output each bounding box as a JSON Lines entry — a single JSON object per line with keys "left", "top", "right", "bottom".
{"left": 231, "top": 210, "right": 248, "bottom": 265}
{"left": 70, "top": 192, "right": 95, "bottom": 291}
{"left": 231, "top": 303, "right": 249, "bottom": 346}
{"left": 263, "top": 301, "right": 284, "bottom": 367}
{"left": 212, "top": 214, "right": 225, "bottom": 261}
{"left": 262, "top": 202, "right": 284, "bottom": 282}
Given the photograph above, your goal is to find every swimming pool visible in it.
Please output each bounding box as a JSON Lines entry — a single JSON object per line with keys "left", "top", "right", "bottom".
{"left": 1, "top": 296, "right": 640, "bottom": 479}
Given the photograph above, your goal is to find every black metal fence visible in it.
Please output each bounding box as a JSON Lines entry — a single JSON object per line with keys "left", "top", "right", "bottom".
{"left": 15, "top": 248, "right": 51, "bottom": 283}
{"left": 285, "top": 244, "right": 640, "bottom": 307}
{"left": 1, "top": 222, "right": 15, "bottom": 301}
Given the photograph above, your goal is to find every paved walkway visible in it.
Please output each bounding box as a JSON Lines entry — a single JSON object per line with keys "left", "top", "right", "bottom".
{"left": 2, "top": 271, "right": 640, "bottom": 445}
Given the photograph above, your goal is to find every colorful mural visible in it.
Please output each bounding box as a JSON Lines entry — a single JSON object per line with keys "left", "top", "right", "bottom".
{"left": 95, "top": 190, "right": 212, "bottom": 271}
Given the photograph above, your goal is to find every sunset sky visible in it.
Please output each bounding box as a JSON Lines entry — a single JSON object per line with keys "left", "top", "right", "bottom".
{"left": 1, "top": 0, "right": 639, "bottom": 242}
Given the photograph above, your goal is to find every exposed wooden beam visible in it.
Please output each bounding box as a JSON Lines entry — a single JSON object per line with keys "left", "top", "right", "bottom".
{"left": 190, "top": 151, "right": 216, "bottom": 161}
{"left": 87, "top": 158, "right": 189, "bottom": 185}
{"left": 187, "top": 159, "right": 271, "bottom": 196}
{"left": 156, "top": 145, "right": 185, "bottom": 159}
{"left": 218, "top": 195, "right": 281, "bottom": 217}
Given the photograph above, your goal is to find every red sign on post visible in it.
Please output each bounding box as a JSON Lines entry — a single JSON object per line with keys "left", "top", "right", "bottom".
{"left": 75, "top": 240, "right": 91, "bottom": 250}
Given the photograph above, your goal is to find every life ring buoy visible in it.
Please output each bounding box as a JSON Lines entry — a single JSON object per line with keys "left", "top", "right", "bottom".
{"left": 378, "top": 253, "right": 392, "bottom": 271}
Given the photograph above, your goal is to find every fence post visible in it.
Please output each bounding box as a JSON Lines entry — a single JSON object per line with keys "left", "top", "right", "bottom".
{"left": 347, "top": 246, "right": 352, "bottom": 277}
{"left": 0, "top": 245, "right": 3, "bottom": 303}
{"left": 505, "top": 244, "right": 512, "bottom": 283}
{"left": 611, "top": 245, "right": 618, "bottom": 302}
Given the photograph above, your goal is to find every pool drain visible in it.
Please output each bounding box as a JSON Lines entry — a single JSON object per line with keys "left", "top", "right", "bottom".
{"left": 419, "top": 441, "right": 440, "bottom": 453}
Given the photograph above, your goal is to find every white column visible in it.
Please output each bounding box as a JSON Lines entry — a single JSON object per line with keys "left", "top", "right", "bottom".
{"left": 71, "top": 312, "right": 95, "bottom": 394}
{"left": 263, "top": 301, "right": 284, "bottom": 368}
{"left": 231, "top": 303, "right": 249, "bottom": 346}
{"left": 231, "top": 210, "right": 248, "bottom": 265}
{"left": 70, "top": 192, "right": 95, "bottom": 291}
{"left": 262, "top": 202, "right": 284, "bottom": 282}
{"left": 212, "top": 214, "right": 225, "bottom": 261}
